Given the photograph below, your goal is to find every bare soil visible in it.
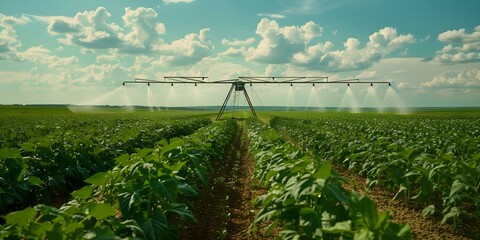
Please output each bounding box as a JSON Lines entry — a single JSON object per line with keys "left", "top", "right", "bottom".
{"left": 179, "top": 122, "right": 256, "bottom": 239}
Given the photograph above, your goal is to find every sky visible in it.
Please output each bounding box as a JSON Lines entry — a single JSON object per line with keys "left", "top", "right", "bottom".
{"left": 0, "top": 0, "right": 479, "bottom": 108}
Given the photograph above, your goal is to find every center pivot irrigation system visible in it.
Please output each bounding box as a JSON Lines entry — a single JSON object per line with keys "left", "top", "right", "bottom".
{"left": 122, "top": 76, "right": 391, "bottom": 120}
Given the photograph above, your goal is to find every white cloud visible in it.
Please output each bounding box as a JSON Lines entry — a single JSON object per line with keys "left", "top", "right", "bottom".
{"left": 47, "top": 7, "right": 123, "bottom": 49}
{"left": 422, "top": 69, "right": 480, "bottom": 88}
{"left": 72, "top": 64, "right": 130, "bottom": 85}
{"left": 219, "top": 47, "right": 250, "bottom": 57}
{"left": 163, "top": 0, "right": 194, "bottom": 4}
{"left": 227, "top": 19, "right": 413, "bottom": 71}
{"left": 265, "top": 64, "right": 288, "bottom": 76}
{"left": 0, "top": 14, "right": 30, "bottom": 61}
{"left": 292, "top": 27, "right": 414, "bottom": 71}
{"left": 429, "top": 25, "right": 480, "bottom": 64}
{"left": 16, "top": 45, "right": 79, "bottom": 69}
{"left": 46, "top": 7, "right": 166, "bottom": 53}
{"left": 41, "top": 7, "right": 212, "bottom": 66}
{"left": 257, "top": 13, "right": 286, "bottom": 19}
{"left": 154, "top": 28, "right": 213, "bottom": 66}
{"left": 120, "top": 7, "right": 166, "bottom": 54}
{"left": 246, "top": 18, "right": 323, "bottom": 64}
{"left": 17, "top": 45, "right": 50, "bottom": 62}
{"left": 221, "top": 37, "right": 255, "bottom": 46}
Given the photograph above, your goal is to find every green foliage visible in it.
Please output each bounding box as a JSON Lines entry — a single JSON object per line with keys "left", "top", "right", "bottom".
{"left": 0, "top": 115, "right": 211, "bottom": 214}
{"left": 247, "top": 118, "right": 411, "bottom": 239}
{"left": 1, "top": 116, "right": 236, "bottom": 239}
{"left": 270, "top": 113, "right": 480, "bottom": 229}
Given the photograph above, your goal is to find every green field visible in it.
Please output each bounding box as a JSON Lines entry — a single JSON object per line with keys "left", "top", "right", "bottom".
{"left": 0, "top": 105, "right": 479, "bottom": 239}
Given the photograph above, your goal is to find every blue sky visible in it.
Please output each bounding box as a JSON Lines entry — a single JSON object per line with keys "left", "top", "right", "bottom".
{"left": 1, "top": 0, "right": 479, "bottom": 108}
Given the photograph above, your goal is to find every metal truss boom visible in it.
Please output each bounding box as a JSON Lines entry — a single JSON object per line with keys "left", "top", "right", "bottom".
{"left": 122, "top": 76, "right": 391, "bottom": 119}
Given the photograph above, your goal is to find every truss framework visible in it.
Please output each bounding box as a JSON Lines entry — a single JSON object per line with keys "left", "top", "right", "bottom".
{"left": 122, "top": 76, "right": 391, "bottom": 120}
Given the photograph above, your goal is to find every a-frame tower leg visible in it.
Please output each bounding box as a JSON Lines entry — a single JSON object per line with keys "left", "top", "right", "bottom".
{"left": 243, "top": 88, "right": 257, "bottom": 118}
{"left": 216, "top": 84, "right": 234, "bottom": 120}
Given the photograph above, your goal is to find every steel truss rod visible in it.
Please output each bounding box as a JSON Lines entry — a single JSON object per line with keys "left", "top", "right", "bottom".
{"left": 239, "top": 76, "right": 329, "bottom": 83}
{"left": 122, "top": 76, "right": 392, "bottom": 120}
{"left": 216, "top": 84, "right": 235, "bottom": 120}
{"left": 164, "top": 76, "right": 208, "bottom": 82}
{"left": 243, "top": 88, "right": 257, "bottom": 118}
{"left": 122, "top": 81, "right": 390, "bottom": 85}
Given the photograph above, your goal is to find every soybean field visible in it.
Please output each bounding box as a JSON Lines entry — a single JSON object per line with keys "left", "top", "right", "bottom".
{"left": 0, "top": 106, "right": 479, "bottom": 239}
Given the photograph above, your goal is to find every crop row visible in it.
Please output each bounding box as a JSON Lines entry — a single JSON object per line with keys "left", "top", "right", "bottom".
{"left": 0, "top": 119, "right": 237, "bottom": 239}
{"left": 0, "top": 117, "right": 211, "bottom": 214}
{"left": 246, "top": 118, "right": 411, "bottom": 239}
{"left": 270, "top": 114, "right": 480, "bottom": 230}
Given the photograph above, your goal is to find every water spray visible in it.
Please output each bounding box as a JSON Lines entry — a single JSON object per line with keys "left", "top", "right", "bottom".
{"left": 121, "top": 76, "right": 391, "bottom": 119}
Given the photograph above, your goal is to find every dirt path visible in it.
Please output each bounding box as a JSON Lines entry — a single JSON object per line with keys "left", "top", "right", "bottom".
{"left": 179, "top": 122, "right": 255, "bottom": 239}
{"left": 334, "top": 165, "right": 473, "bottom": 240}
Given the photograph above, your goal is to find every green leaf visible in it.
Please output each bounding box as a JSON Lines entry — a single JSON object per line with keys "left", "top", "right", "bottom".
{"left": 132, "top": 148, "right": 153, "bottom": 159}
{"left": 449, "top": 179, "right": 464, "bottom": 198}
{"left": 83, "top": 227, "right": 118, "bottom": 240}
{"left": 314, "top": 160, "right": 331, "bottom": 180}
{"left": 87, "top": 203, "right": 116, "bottom": 220}
{"left": 5, "top": 207, "right": 37, "bottom": 226}
{"left": 85, "top": 172, "right": 107, "bottom": 186}
{"left": 168, "top": 203, "right": 195, "bottom": 222}
{"left": 177, "top": 182, "right": 198, "bottom": 197}
{"left": 441, "top": 207, "right": 460, "bottom": 224}
{"left": 264, "top": 219, "right": 279, "bottom": 236}
{"left": 71, "top": 185, "right": 93, "bottom": 200}
{"left": 140, "top": 210, "right": 174, "bottom": 240}
{"left": 323, "top": 220, "right": 352, "bottom": 233}
{"left": 422, "top": 205, "right": 435, "bottom": 216}
{"left": 0, "top": 147, "right": 22, "bottom": 160}
{"left": 393, "top": 185, "right": 407, "bottom": 201}
{"left": 21, "top": 142, "right": 35, "bottom": 152}
{"left": 27, "top": 176, "right": 44, "bottom": 186}
{"left": 115, "top": 154, "right": 130, "bottom": 165}
{"left": 255, "top": 209, "right": 276, "bottom": 224}
{"left": 171, "top": 161, "right": 186, "bottom": 172}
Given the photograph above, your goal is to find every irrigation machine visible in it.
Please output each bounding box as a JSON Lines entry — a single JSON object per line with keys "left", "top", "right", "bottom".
{"left": 122, "top": 76, "right": 391, "bottom": 120}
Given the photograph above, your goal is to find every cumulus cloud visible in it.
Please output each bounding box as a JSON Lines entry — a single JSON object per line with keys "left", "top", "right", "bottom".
{"left": 292, "top": 27, "right": 414, "bottom": 71}
{"left": 429, "top": 25, "right": 480, "bottom": 64}
{"left": 17, "top": 45, "right": 79, "bottom": 69}
{"left": 221, "top": 37, "right": 255, "bottom": 46}
{"left": 42, "top": 7, "right": 212, "bottom": 65}
{"left": 0, "top": 14, "right": 30, "bottom": 61}
{"left": 120, "top": 7, "right": 166, "bottom": 54}
{"left": 224, "top": 19, "right": 413, "bottom": 71}
{"left": 247, "top": 18, "right": 323, "bottom": 64}
{"left": 219, "top": 47, "right": 251, "bottom": 58}
{"left": 163, "top": 0, "right": 194, "bottom": 4}
{"left": 47, "top": 7, "right": 125, "bottom": 50}
{"left": 154, "top": 28, "right": 213, "bottom": 66}
{"left": 72, "top": 63, "right": 129, "bottom": 85}
{"left": 422, "top": 69, "right": 480, "bottom": 88}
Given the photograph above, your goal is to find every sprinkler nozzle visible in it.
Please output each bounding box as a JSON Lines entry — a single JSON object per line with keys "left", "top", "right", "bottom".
{"left": 313, "top": 83, "right": 315, "bottom": 87}
{"left": 250, "top": 83, "right": 252, "bottom": 86}
{"left": 195, "top": 83, "right": 197, "bottom": 87}
{"left": 122, "top": 82, "right": 125, "bottom": 86}
{"left": 347, "top": 83, "right": 350, "bottom": 87}
{"left": 388, "top": 82, "right": 391, "bottom": 86}
{"left": 370, "top": 83, "right": 373, "bottom": 87}
{"left": 171, "top": 83, "right": 173, "bottom": 87}
{"left": 147, "top": 83, "right": 150, "bottom": 86}
{"left": 290, "top": 83, "right": 293, "bottom": 87}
